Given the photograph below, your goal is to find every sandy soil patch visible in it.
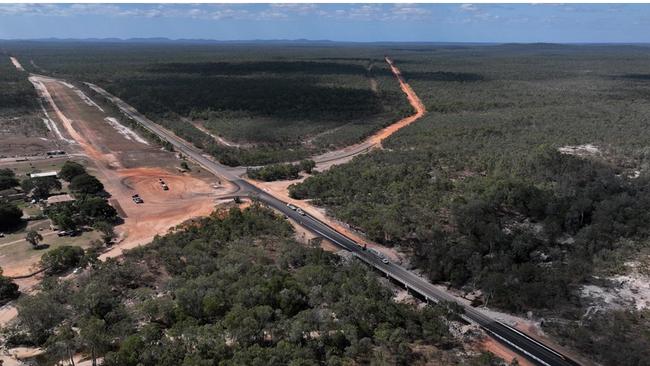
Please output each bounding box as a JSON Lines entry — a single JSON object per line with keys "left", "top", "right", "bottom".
{"left": 0, "top": 304, "right": 18, "bottom": 327}
{"left": 29, "top": 76, "right": 76, "bottom": 145}
{"left": 558, "top": 143, "right": 601, "bottom": 157}
{"left": 100, "top": 167, "right": 218, "bottom": 259}
{"left": 9, "top": 57, "right": 24, "bottom": 72}
{"left": 479, "top": 337, "right": 535, "bottom": 366}
{"left": 581, "top": 268, "right": 650, "bottom": 311}
{"left": 186, "top": 118, "right": 250, "bottom": 148}
{"left": 104, "top": 117, "right": 148, "bottom": 144}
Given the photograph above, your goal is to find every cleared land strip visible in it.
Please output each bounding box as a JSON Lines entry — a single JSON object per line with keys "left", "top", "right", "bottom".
{"left": 29, "top": 74, "right": 225, "bottom": 260}
{"left": 9, "top": 56, "right": 24, "bottom": 72}
{"left": 309, "top": 56, "right": 426, "bottom": 171}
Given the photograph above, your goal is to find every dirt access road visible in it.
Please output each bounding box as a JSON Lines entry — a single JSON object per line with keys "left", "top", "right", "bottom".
{"left": 308, "top": 57, "right": 426, "bottom": 171}
{"left": 29, "top": 75, "right": 228, "bottom": 259}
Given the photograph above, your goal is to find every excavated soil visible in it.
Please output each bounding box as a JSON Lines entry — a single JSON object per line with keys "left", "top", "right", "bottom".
{"left": 31, "top": 76, "right": 227, "bottom": 260}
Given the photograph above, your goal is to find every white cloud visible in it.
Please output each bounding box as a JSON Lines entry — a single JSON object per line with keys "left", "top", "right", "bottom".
{"left": 456, "top": 3, "right": 502, "bottom": 23}
{"left": 0, "top": 4, "right": 436, "bottom": 22}
{"left": 460, "top": 4, "right": 479, "bottom": 13}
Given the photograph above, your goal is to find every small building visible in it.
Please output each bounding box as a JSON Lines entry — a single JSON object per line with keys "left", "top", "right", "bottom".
{"left": 29, "top": 171, "right": 58, "bottom": 179}
{"left": 46, "top": 193, "right": 75, "bottom": 206}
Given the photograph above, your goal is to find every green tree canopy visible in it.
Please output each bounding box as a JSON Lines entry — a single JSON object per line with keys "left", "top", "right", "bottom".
{"left": 69, "top": 174, "right": 104, "bottom": 195}
{"left": 22, "top": 176, "right": 62, "bottom": 199}
{"left": 59, "top": 161, "right": 87, "bottom": 182}
{"left": 0, "top": 168, "right": 19, "bottom": 190}
{"left": 41, "top": 246, "right": 85, "bottom": 274}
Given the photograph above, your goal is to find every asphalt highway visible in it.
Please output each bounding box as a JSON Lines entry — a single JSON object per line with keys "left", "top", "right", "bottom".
{"left": 88, "top": 80, "right": 581, "bottom": 366}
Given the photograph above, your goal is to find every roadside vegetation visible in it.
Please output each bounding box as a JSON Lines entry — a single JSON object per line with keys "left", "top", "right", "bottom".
{"left": 247, "top": 160, "right": 315, "bottom": 181}
{"left": 8, "top": 205, "right": 497, "bottom": 365}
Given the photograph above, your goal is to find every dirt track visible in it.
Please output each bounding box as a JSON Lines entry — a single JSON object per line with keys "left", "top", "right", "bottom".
{"left": 31, "top": 76, "right": 226, "bottom": 259}
{"left": 309, "top": 57, "right": 426, "bottom": 171}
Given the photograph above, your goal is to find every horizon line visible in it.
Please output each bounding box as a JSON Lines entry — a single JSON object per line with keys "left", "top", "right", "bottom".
{"left": 2, "top": 38, "right": 650, "bottom": 46}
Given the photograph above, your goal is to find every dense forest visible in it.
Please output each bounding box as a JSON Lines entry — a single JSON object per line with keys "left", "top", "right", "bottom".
{"left": 288, "top": 45, "right": 650, "bottom": 364}
{"left": 8, "top": 205, "right": 499, "bottom": 365}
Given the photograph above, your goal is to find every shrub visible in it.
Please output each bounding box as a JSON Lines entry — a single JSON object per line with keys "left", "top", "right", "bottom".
{"left": 41, "top": 246, "right": 85, "bottom": 274}
{"left": 0, "top": 268, "right": 20, "bottom": 304}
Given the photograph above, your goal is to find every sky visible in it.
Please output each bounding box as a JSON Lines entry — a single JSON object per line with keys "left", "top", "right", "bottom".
{"left": 1, "top": 3, "right": 650, "bottom": 43}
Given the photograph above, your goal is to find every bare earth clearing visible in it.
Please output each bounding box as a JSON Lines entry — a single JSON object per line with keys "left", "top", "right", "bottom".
{"left": 27, "top": 75, "right": 228, "bottom": 262}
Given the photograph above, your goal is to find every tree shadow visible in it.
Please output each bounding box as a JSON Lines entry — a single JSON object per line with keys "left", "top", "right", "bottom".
{"left": 617, "top": 74, "right": 650, "bottom": 81}
{"left": 1, "top": 220, "right": 28, "bottom": 234}
{"left": 404, "top": 71, "right": 484, "bottom": 82}
{"left": 146, "top": 61, "right": 374, "bottom": 76}
{"left": 113, "top": 75, "right": 390, "bottom": 122}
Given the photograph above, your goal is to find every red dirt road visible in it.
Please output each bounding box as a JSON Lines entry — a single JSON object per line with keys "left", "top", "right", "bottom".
{"left": 311, "top": 57, "right": 426, "bottom": 171}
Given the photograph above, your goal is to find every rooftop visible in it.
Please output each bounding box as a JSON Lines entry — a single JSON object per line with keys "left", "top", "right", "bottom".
{"left": 46, "top": 193, "right": 75, "bottom": 205}
{"left": 29, "top": 171, "right": 58, "bottom": 178}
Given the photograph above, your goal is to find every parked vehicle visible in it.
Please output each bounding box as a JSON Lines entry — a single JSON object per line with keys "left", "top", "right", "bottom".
{"left": 287, "top": 203, "right": 297, "bottom": 210}
{"left": 296, "top": 208, "right": 306, "bottom": 216}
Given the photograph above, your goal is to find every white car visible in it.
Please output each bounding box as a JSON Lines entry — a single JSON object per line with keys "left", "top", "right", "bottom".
{"left": 296, "top": 208, "right": 306, "bottom": 216}
{"left": 286, "top": 203, "right": 297, "bottom": 210}
{"left": 382, "top": 258, "right": 390, "bottom": 265}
